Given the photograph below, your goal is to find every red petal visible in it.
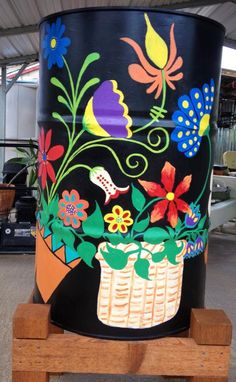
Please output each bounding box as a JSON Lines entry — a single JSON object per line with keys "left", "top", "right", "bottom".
{"left": 150, "top": 199, "right": 169, "bottom": 223}
{"left": 175, "top": 198, "right": 191, "bottom": 213}
{"left": 39, "top": 128, "right": 45, "bottom": 152}
{"left": 45, "top": 129, "right": 52, "bottom": 152}
{"left": 128, "top": 64, "right": 156, "bottom": 84}
{"left": 138, "top": 179, "right": 166, "bottom": 197}
{"left": 38, "top": 163, "right": 43, "bottom": 177}
{"left": 165, "top": 24, "right": 177, "bottom": 71}
{"left": 161, "top": 161, "right": 176, "bottom": 192}
{"left": 47, "top": 145, "right": 64, "bottom": 161}
{"left": 167, "top": 202, "right": 178, "bottom": 228}
{"left": 46, "top": 161, "right": 56, "bottom": 183}
{"left": 41, "top": 165, "right": 47, "bottom": 189}
{"left": 175, "top": 175, "right": 192, "bottom": 198}
{"left": 120, "top": 38, "right": 159, "bottom": 76}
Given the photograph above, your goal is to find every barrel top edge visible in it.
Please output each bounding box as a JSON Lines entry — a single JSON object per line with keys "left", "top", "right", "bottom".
{"left": 39, "top": 6, "right": 225, "bottom": 34}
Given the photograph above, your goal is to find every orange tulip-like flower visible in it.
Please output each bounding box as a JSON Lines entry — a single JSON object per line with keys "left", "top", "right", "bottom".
{"left": 138, "top": 162, "right": 191, "bottom": 228}
{"left": 121, "top": 13, "right": 183, "bottom": 99}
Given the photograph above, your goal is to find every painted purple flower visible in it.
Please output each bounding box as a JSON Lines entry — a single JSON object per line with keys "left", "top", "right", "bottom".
{"left": 89, "top": 166, "right": 129, "bottom": 205}
{"left": 184, "top": 236, "right": 205, "bottom": 259}
{"left": 185, "top": 203, "right": 201, "bottom": 228}
{"left": 82, "top": 80, "right": 132, "bottom": 138}
{"left": 184, "top": 241, "right": 195, "bottom": 259}
{"left": 194, "top": 236, "right": 204, "bottom": 255}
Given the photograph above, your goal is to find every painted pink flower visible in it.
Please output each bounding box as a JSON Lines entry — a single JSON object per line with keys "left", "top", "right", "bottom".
{"left": 89, "top": 166, "right": 129, "bottom": 204}
{"left": 38, "top": 128, "right": 64, "bottom": 189}
{"left": 58, "top": 189, "right": 89, "bottom": 228}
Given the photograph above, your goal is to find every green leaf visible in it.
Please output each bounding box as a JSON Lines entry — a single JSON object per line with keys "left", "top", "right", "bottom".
{"left": 133, "top": 215, "right": 150, "bottom": 233}
{"left": 50, "top": 77, "right": 68, "bottom": 94}
{"left": 131, "top": 184, "right": 146, "bottom": 211}
{"left": 16, "top": 147, "right": 30, "bottom": 155}
{"left": 144, "top": 227, "right": 170, "bottom": 244}
{"left": 152, "top": 251, "right": 166, "bottom": 263}
{"left": 52, "top": 112, "right": 66, "bottom": 124}
{"left": 166, "top": 226, "right": 175, "bottom": 238}
{"left": 175, "top": 218, "right": 182, "bottom": 231}
{"left": 48, "top": 195, "right": 59, "bottom": 218}
{"left": 82, "top": 202, "right": 104, "bottom": 238}
{"left": 28, "top": 169, "right": 37, "bottom": 187}
{"left": 103, "top": 233, "right": 124, "bottom": 246}
{"left": 77, "top": 241, "right": 96, "bottom": 268}
{"left": 51, "top": 221, "right": 75, "bottom": 250}
{"left": 39, "top": 210, "right": 49, "bottom": 226}
{"left": 100, "top": 244, "right": 129, "bottom": 270}
{"left": 75, "top": 78, "right": 100, "bottom": 110}
{"left": 134, "top": 258, "right": 150, "bottom": 280}
{"left": 198, "top": 215, "right": 207, "bottom": 230}
{"left": 8, "top": 157, "right": 29, "bottom": 165}
{"left": 58, "top": 95, "right": 71, "bottom": 110}
{"left": 161, "top": 239, "right": 184, "bottom": 265}
{"left": 40, "top": 193, "right": 48, "bottom": 212}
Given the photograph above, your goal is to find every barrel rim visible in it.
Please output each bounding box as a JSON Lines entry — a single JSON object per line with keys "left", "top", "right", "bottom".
{"left": 39, "top": 6, "right": 225, "bottom": 34}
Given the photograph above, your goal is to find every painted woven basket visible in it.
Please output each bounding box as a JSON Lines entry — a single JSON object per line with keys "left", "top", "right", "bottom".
{"left": 96, "top": 240, "right": 186, "bottom": 328}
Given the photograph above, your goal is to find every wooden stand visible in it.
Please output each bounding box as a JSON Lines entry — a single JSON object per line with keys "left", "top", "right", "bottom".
{"left": 12, "top": 304, "right": 232, "bottom": 382}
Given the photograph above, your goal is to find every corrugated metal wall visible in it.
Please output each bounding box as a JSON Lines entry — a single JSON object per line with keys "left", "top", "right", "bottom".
{"left": 214, "top": 99, "right": 236, "bottom": 164}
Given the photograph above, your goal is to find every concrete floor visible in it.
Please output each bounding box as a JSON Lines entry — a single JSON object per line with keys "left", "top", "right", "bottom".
{"left": 0, "top": 228, "right": 236, "bottom": 382}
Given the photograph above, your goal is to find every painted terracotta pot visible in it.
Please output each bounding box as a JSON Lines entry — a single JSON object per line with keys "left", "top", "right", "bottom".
{"left": 96, "top": 240, "right": 186, "bottom": 328}
{"left": 35, "top": 8, "right": 225, "bottom": 339}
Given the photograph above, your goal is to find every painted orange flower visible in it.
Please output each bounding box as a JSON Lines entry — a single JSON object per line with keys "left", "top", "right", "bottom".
{"left": 138, "top": 162, "right": 191, "bottom": 228}
{"left": 58, "top": 189, "right": 89, "bottom": 229}
{"left": 104, "top": 205, "right": 133, "bottom": 233}
{"left": 121, "top": 13, "right": 183, "bottom": 99}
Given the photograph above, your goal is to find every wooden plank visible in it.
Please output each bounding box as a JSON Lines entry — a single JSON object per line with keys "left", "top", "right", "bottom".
{"left": 12, "top": 371, "right": 49, "bottom": 382}
{"left": 187, "top": 377, "right": 228, "bottom": 382}
{"left": 190, "top": 309, "right": 232, "bottom": 345}
{"left": 12, "top": 335, "right": 230, "bottom": 377}
{"left": 13, "top": 304, "right": 50, "bottom": 339}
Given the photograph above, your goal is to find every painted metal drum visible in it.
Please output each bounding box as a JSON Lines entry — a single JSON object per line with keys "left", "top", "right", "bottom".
{"left": 35, "top": 8, "right": 225, "bottom": 339}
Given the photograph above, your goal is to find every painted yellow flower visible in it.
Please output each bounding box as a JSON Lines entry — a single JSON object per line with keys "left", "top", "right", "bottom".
{"left": 104, "top": 205, "right": 133, "bottom": 233}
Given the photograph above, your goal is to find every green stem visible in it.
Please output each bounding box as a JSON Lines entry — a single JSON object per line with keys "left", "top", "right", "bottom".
{"left": 48, "top": 131, "right": 86, "bottom": 201}
{"left": 63, "top": 58, "right": 76, "bottom": 111}
{"left": 195, "top": 134, "right": 211, "bottom": 205}
{"left": 60, "top": 164, "right": 92, "bottom": 182}
{"left": 178, "top": 228, "right": 206, "bottom": 240}
{"left": 131, "top": 197, "right": 163, "bottom": 236}
{"left": 133, "top": 70, "right": 167, "bottom": 134}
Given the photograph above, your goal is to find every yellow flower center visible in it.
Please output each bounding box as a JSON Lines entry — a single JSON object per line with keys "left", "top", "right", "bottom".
{"left": 50, "top": 38, "right": 57, "bottom": 49}
{"left": 166, "top": 192, "right": 175, "bottom": 201}
{"left": 116, "top": 216, "right": 123, "bottom": 223}
{"left": 199, "top": 114, "right": 210, "bottom": 136}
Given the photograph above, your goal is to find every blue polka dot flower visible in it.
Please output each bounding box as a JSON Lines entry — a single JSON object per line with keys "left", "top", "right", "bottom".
{"left": 171, "top": 79, "right": 215, "bottom": 158}
{"left": 42, "top": 18, "right": 71, "bottom": 69}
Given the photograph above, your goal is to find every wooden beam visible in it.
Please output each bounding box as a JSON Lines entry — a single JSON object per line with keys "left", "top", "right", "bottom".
{"left": 13, "top": 334, "right": 230, "bottom": 376}
{"left": 0, "top": 24, "right": 38, "bottom": 37}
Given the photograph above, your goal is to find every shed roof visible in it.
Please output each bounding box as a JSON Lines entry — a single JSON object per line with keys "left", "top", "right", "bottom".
{"left": 0, "top": 0, "right": 235, "bottom": 65}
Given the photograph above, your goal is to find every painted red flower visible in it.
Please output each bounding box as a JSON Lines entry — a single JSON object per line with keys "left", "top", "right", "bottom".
{"left": 38, "top": 128, "right": 64, "bottom": 189}
{"left": 138, "top": 161, "right": 191, "bottom": 228}
{"left": 58, "top": 189, "right": 89, "bottom": 228}
{"left": 121, "top": 14, "right": 183, "bottom": 99}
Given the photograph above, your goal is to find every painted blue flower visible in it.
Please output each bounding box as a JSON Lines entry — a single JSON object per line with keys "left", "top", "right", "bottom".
{"left": 171, "top": 79, "right": 215, "bottom": 158}
{"left": 42, "top": 18, "right": 71, "bottom": 69}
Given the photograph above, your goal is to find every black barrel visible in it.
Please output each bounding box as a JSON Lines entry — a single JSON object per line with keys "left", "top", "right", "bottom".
{"left": 34, "top": 8, "right": 225, "bottom": 339}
